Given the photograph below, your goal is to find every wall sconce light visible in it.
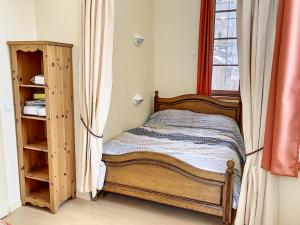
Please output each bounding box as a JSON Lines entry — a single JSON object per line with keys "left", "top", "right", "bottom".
{"left": 133, "top": 34, "right": 144, "bottom": 47}
{"left": 133, "top": 94, "right": 144, "bottom": 105}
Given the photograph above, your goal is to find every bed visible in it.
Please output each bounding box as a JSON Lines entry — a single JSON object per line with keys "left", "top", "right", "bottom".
{"left": 101, "top": 91, "right": 244, "bottom": 225}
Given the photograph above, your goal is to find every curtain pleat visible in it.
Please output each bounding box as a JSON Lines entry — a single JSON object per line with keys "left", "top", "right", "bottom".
{"left": 235, "top": 0, "right": 279, "bottom": 224}
{"left": 78, "top": 0, "right": 114, "bottom": 197}
{"left": 196, "top": 0, "right": 215, "bottom": 96}
{"left": 262, "top": 0, "right": 300, "bottom": 177}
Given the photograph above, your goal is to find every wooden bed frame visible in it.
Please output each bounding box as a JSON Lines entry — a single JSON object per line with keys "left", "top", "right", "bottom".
{"left": 102, "top": 91, "right": 242, "bottom": 225}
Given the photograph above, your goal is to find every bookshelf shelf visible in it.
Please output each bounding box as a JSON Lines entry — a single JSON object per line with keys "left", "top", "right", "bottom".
{"left": 24, "top": 140, "right": 48, "bottom": 152}
{"left": 25, "top": 184, "right": 50, "bottom": 208}
{"left": 26, "top": 166, "right": 49, "bottom": 182}
{"left": 22, "top": 115, "right": 46, "bottom": 121}
{"left": 19, "top": 84, "right": 45, "bottom": 88}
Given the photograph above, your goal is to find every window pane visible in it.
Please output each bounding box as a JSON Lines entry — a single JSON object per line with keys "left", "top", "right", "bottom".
{"left": 216, "top": 0, "right": 230, "bottom": 11}
{"left": 213, "top": 39, "right": 238, "bottom": 65}
{"left": 214, "top": 12, "right": 236, "bottom": 38}
{"left": 228, "top": 16, "right": 237, "bottom": 37}
{"left": 229, "top": 0, "right": 237, "bottom": 10}
{"left": 212, "top": 66, "right": 239, "bottom": 91}
{"left": 213, "top": 0, "right": 239, "bottom": 93}
{"left": 216, "top": 0, "right": 237, "bottom": 11}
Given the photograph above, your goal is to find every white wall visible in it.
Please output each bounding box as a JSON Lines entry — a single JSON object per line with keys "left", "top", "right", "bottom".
{"left": 105, "top": 0, "right": 154, "bottom": 141}
{"left": 279, "top": 176, "right": 300, "bottom": 225}
{"left": 0, "top": 116, "right": 9, "bottom": 218}
{"left": 0, "top": 0, "right": 37, "bottom": 212}
{"left": 153, "top": 0, "right": 200, "bottom": 97}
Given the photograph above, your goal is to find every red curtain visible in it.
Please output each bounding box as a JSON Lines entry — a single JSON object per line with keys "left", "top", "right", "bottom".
{"left": 197, "top": 0, "right": 215, "bottom": 96}
{"left": 262, "top": 0, "right": 300, "bottom": 177}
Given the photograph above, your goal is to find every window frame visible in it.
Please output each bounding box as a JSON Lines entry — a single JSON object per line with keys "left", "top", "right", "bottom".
{"left": 211, "top": 0, "right": 240, "bottom": 96}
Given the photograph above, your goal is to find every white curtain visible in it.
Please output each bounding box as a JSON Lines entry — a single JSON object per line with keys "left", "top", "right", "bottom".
{"left": 236, "top": 0, "right": 279, "bottom": 225}
{"left": 78, "top": 0, "right": 114, "bottom": 197}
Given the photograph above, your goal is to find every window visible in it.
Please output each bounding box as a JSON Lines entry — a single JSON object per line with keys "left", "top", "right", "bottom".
{"left": 212, "top": 0, "right": 239, "bottom": 95}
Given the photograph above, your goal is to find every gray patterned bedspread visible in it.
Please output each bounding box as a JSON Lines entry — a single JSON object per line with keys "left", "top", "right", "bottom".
{"left": 103, "top": 110, "right": 245, "bottom": 209}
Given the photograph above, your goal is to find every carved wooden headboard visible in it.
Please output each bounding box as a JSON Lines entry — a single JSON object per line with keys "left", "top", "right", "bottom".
{"left": 154, "top": 91, "right": 242, "bottom": 128}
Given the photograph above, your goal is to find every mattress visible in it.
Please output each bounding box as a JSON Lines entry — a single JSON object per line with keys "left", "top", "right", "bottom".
{"left": 103, "top": 109, "right": 246, "bottom": 209}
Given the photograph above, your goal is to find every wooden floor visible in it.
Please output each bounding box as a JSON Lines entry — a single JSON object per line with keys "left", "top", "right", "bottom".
{"left": 4, "top": 193, "right": 222, "bottom": 225}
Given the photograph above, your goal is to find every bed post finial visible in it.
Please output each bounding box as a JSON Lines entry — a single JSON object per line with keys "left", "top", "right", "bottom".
{"left": 154, "top": 91, "right": 159, "bottom": 112}
{"left": 226, "top": 160, "right": 235, "bottom": 172}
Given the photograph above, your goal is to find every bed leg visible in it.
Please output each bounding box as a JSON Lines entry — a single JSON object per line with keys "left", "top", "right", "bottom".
{"left": 98, "top": 190, "right": 107, "bottom": 199}
{"left": 223, "top": 160, "right": 235, "bottom": 225}
{"left": 91, "top": 190, "right": 106, "bottom": 201}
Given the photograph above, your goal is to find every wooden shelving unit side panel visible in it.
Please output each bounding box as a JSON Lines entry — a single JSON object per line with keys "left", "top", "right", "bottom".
{"left": 45, "top": 44, "right": 75, "bottom": 212}
{"left": 9, "top": 44, "right": 47, "bottom": 206}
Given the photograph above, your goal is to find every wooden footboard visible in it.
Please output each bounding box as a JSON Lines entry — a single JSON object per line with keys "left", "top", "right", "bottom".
{"left": 102, "top": 152, "right": 234, "bottom": 225}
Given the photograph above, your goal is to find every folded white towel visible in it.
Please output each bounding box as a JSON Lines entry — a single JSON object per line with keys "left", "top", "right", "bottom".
{"left": 31, "top": 74, "right": 45, "bottom": 85}
{"left": 38, "top": 107, "right": 46, "bottom": 116}
{"left": 23, "top": 105, "right": 46, "bottom": 116}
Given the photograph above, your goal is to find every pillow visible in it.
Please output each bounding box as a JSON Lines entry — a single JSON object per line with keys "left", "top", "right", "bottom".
{"left": 145, "top": 109, "right": 238, "bottom": 131}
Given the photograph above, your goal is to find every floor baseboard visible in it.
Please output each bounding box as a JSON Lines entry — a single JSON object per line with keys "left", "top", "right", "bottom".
{"left": 9, "top": 201, "right": 21, "bottom": 212}
{"left": 76, "top": 192, "right": 91, "bottom": 201}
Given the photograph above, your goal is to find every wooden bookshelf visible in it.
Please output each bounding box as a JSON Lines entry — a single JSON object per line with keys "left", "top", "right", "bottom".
{"left": 8, "top": 41, "right": 75, "bottom": 213}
